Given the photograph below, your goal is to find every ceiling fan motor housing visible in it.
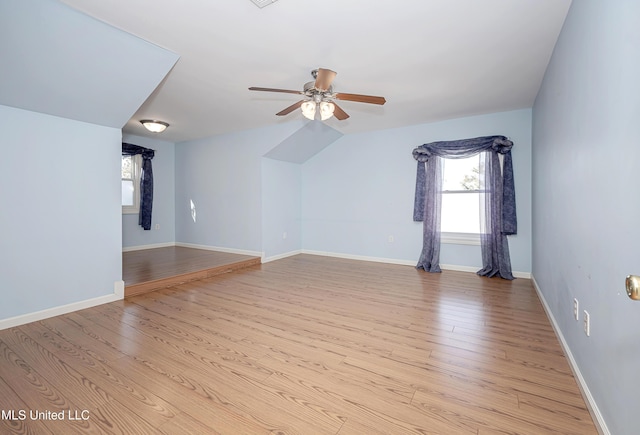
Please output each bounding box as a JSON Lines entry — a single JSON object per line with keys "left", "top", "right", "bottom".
{"left": 303, "top": 81, "right": 333, "bottom": 96}
{"left": 249, "top": 67, "right": 385, "bottom": 121}
{"left": 304, "top": 82, "right": 334, "bottom": 103}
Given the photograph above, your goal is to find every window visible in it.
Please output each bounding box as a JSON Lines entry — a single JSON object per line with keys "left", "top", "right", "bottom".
{"left": 441, "top": 155, "right": 480, "bottom": 237}
{"left": 122, "top": 154, "right": 142, "bottom": 214}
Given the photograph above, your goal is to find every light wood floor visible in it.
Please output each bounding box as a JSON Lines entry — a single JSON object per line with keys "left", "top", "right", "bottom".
{"left": 0, "top": 255, "right": 596, "bottom": 434}
{"left": 123, "top": 246, "right": 261, "bottom": 297}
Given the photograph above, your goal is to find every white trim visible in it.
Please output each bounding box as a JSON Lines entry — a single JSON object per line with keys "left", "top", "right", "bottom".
{"left": 302, "top": 250, "right": 416, "bottom": 266}
{"left": 262, "top": 250, "right": 302, "bottom": 263}
{"left": 124, "top": 242, "right": 263, "bottom": 257}
{"left": 121, "top": 245, "right": 530, "bottom": 277}
{"left": 440, "top": 263, "right": 480, "bottom": 273}
{"left": 175, "top": 242, "right": 263, "bottom": 257}
{"left": 0, "top": 290, "right": 123, "bottom": 331}
{"left": 122, "top": 154, "right": 142, "bottom": 215}
{"left": 425, "top": 263, "right": 531, "bottom": 279}
{"left": 441, "top": 232, "right": 481, "bottom": 245}
{"left": 122, "top": 242, "right": 176, "bottom": 252}
{"left": 301, "top": 250, "right": 530, "bottom": 278}
{"left": 441, "top": 263, "right": 531, "bottom": 279}
{"left": 531, "top": 275, "right": 609, "bottom": 435}
{"left": 114, "top": 280, "right": 125, "bottom": 298}
{"left": 512, "top": 270, "right": 531, "bottom": 279}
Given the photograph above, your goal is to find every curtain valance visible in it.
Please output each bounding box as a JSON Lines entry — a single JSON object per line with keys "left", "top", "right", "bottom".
{"left": 413, "top": 135, "right": 517, "bottom": 235}
{"left": 412, "top": 135, "right": 513, "bottom": 161}
{"left": 122, "top": 143, "right": 155, "bottom": 159}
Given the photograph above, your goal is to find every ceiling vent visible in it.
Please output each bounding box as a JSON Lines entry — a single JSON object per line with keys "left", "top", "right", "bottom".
{"left": 250, "top": 0, "right": 278, "bottom": 8}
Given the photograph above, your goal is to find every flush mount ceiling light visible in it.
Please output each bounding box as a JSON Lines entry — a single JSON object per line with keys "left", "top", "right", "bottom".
{"left": 140, "top": 120, "right": 169, "bottom": 133}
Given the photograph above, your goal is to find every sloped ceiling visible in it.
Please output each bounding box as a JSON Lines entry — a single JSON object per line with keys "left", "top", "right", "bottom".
{"left": 5, "top": 0, "right": 571, "bottom": 143}
{"left": 264, "top": 121, "right": 344, "bottom": 164}
{"left": 0, "top": 0, "right": 178, "bottom": 129}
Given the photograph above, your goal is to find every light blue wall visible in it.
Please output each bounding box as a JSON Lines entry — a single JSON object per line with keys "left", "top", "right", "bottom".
{"left": 532, "top": 1, "right": 640, "bottom": 433}
{"left": 121, "top": 134, "right": 176, "bottom": 249}
{"left": 262, "top": 159, "right": 302, "bottom": 260}
{"left": 0, "top": 105, "right": 122, "bottom": 320}
{"left": 170, "top": 111, "right": 532, "bottom": 272}
{"left": 301, "top": 109, "right": 532, "bottom": 274}
{"left": 174, "top": 122, "right": 304, "bottom": 253}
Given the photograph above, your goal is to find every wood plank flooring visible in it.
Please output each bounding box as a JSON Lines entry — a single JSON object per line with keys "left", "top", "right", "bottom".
{"left": 0, "top": 254, "right": 596, "bottom": 434}
{"left": 123, "top": 246, "right": 261, "bottom": 297}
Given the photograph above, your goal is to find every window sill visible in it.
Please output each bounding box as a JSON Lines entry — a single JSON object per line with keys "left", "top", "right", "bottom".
{"left": 441, "top": 232, "right": 480, "bottom": 245}
{"left": 122, "top": 208, "right": 139, "bottom": 215}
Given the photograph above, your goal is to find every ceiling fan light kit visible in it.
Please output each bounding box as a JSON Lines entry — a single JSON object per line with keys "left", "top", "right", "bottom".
{"left": 300, "top": 100, "right": 335, "bottom": 121}
{"left": 249, "top": 68, "right": 386, "bottom": 122}
{"left": 301, "top": 101, "right": 316, "bottom": 120}
{"left": 319, "top": 101, "right": 335, "bottom": 121}
{"left": 140, "top": 120, "right": 169, "bottom": 133}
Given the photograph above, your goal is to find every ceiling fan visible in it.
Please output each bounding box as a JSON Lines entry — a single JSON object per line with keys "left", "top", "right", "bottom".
{"left": 249, "top": 68, "right": 386, "bottom": 121}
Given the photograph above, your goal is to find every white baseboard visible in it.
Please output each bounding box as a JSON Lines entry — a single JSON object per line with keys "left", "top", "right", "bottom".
{"left": 512, "top": 270, "right": 531, "bottom": 279}
{"left": 114, "top": 280, "right": 125, "bottom": 298}
{"left": 531, "top": 275, "right": 609, "bottom": 435}
{"left": 0, "top": 286, "right": 124, "bottom": 331}
{"left": 440, "top": 263, "right": 480, "bottom": 273}
{"left": 122, "top": 242, "right": 175, "bottom": 252}
{"left": 123, "top": 242, "right": 263, "bottom": 258}
{"left": 440, "top": 263, "right": 531, "bottom": 279}
{"left": 175, "top": 242, "right": 262, "bottom": 258}
{"left": 302, "top": 250, "right": 416, "bottom": 266}
{"left": 262, "top": 250, "right": 302, "bottom": 263}
{"left": 123, "top": 244, "right": 531, "bottom": 277}
{"left": 300, "top": 250, "right": 530, "bottom": 278}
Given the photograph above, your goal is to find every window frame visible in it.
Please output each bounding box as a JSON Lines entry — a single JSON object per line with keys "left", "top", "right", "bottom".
{"left": 122, "top": 154, "right": 142, "bottom": 215}
{"left": 440, "top": 154, "right": 481, "bottom": 245}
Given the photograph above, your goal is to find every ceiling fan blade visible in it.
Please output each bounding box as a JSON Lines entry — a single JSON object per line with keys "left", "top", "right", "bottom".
{"left": 276, "top": 100, "right": 305, "bottom": 116}
{"left": 335, "top": 92, "right": 386, "bottom": 105}
{"left": 314, "top": 68, "right": 337, "bottom": 91}
{"left": 249, "top": 87, "right": 303, "bottom": 95}
{"left": 332, "top": 102, "right": 350, "bottom": 120}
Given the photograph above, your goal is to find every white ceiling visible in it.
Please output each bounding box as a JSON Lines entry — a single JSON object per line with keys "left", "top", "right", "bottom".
{"left": 59, "top": 0, "right": 572, "bottom": 143}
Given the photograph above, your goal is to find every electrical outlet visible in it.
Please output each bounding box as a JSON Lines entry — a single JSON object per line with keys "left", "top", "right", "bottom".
{"left": 583, "top": 310, "right": 590, "bottom": 336}
{"left": 155, "top": 224, "right": 160, "bottom": 230}
{"left": 573, "top": 298, "right": 579, "bottom": 320}
{"left": 388, "top": 235, "right": 394, "bottom": 243}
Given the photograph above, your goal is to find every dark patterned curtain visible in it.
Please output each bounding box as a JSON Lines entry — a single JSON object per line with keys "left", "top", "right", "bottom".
{"left": 412, "top": 136, "right": 517, "bottom": 279}
{"left": 122, "top": 143, "right": 155, "bottom": 230}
